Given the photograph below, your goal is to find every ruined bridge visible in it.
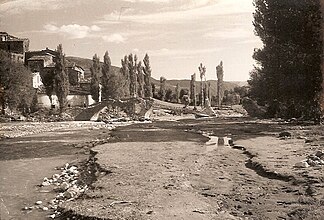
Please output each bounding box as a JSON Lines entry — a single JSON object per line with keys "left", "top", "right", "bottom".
{"left": 75, "top": 98, "right": 187, "bottom": 121}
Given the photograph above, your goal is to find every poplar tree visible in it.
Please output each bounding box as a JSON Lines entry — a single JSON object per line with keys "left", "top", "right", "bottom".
{"left": 137, "top": 61, "right": 145, "bottom": 98}
{"left": 159, "top": 76, "right": 166, "bottom": 101}
{"left": 198, "top": 63, "right": 206, "bottom": 107}
{"left": 190, "top": 73, "right": 197, "bottom": 109}
{"left": 121, "top": 55, "right": 130, "bottom": 97}
{"left": 54, "top": 44, "right": 69, "bottom": 113}
{"left": 143, "top": 54, "right": 153, "bottom": 98}
{"left": 101, "top": 51, "right": 111, "bottom": 100}
{"left": 90, "top": 54, "right": 100, "bottom": 103}
{"left": 175, "top": 83, "right": 180, "bottom": 103}
{"left": 128, "top": 54, "right": 137, "bottom": 97}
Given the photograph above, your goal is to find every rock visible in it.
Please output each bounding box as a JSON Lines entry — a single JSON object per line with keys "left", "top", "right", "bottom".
{"left": 63, "top": 190, "right": 73, "bottom": 199}
{"left": 48, "top": 214, "right": 56, "bottom": 219}
{"left": 42, "top": 207, "right": 49, "bottom": 211}
{"left": 307, "top": 159, "right": 316, "bottom": 166}
{"left": 294, "top": 161, "right": 310, "bottom": 168}
{"left": 315, "top": 151, "right": 324, "bottom": 158}
{"left": 60, "top": 182, "right": 70, "bottom": 191}
{"left": 279, "top": 131, "right": 291, "bottom": 138}
{"left": 146, "top": 210, "right": 153, "bottom": 214}
{"left": 35, "top": 201, "right": 42, "bottom": 205}
{"left": 305, "top": 138, "right": 316, "bottom": 143}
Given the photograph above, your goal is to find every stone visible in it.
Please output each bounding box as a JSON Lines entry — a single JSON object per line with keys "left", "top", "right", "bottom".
{"left": 35, "top": 201, "right": 42, "bottom": 205}
{"left": 60, "top": 182, "right": 70, "bottom": 191}
{"left": 278, "top": 131, "right": 291, "bottom": 138}
{"left": 315, "top": 151, "right": 324, "bottom": 158}
{"left": 42, "top": 207, "right": 49, "bottom": 211}
{"left": 48, "top": 214, "right": 56, "bottom": 219}
{"left": 294, "top": 161, "right": 310, "bottom": 168}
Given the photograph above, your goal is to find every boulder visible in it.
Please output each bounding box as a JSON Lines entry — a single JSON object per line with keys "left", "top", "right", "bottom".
{"left": 294, "top": 161, "right": 310, "bottom": 168}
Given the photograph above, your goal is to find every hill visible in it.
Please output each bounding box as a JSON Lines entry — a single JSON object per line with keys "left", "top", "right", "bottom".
{"left": 66, "top": 56, "right": 121, "bottom": 78}
{"left": 153, "top": 79, "right": 246, "bottom": 96}
{"left": 66, "top": 56, "right": 246, "bottom": 96}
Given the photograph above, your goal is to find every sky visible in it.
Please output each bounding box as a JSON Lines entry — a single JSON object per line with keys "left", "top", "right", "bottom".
{"left": 0, "top": 0, "right": 262, "bottom": 81}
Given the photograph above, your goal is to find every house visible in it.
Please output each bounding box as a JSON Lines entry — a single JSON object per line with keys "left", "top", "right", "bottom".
{"left": 25, "top": 47, "right": 99, "bottom": 108}
{"left": 67, "top": 64, "right": 85, "bottom": 86}
{"left": 25, "top": 48, "right": 85, "bottom": 88}
{"left": 0, "top": 32, "right": 29, "bottom": 62}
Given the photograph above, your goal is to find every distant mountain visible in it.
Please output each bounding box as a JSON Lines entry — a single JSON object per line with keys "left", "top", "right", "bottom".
{"left": 159, "top": 79, "right": 246, "bottom": 96}
{"left": 66, "top": 56, "right": 247, "bottom": 95}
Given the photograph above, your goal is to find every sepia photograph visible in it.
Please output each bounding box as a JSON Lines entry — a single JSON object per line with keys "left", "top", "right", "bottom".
{"left": 0, "top": 0, "right": 324, "bottom": 219}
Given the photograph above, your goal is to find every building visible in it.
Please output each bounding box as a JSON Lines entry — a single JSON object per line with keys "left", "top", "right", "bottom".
{"left": 25, "top": 47, "right": 98, "bottom": 108}
{"left": 25, "top": 48, "right": 85, "bottom": 88}
{"left": 67, "top": 64, "right": 85, "bottom": 86}
{"left": 0, "top": 32, "right": 29, "bottom": 62}
{"left": 25, "top": 48, "right": 57, "bottom": 88}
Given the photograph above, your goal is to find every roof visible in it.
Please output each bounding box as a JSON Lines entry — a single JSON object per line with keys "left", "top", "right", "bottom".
{"left": 27, "top": 55, "right": 47, "bottom": 61}
{"left": 26, "top": 48, "right": 58, "bottom": 56}
{"left": 0, "top": 32, "right": 28, "bottom": 41}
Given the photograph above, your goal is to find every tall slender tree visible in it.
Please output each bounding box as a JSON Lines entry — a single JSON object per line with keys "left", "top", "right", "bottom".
{"left": 190, "top": 73, "right": 197, "bottom": 109}
{"left": 216, "top": 61, "right": 224, "bottom": 107}
{"left": 128, "top": 54, "right": 137, "bottom": 97}
{"left": 121, "top": 55, "right": 130, "bottom": 97}
{"left": 198, "top": 63, "right": 206, "bottom": 107}
{"left": 159, "top": 76, "right": 167, "bottom": 101}
{"left": 101, "top": 51, "right": 111, "bottom": 100}
{"left": 54, "top": 44, "right": 69, "bottom": 113}
{"left": 175, "top": 83, "right": 180, "bottom": 103}
{"left": 143, "top": 54, "right": 153, "bottom": 98}
{"left": 90, "top": 54, "right": 100, "bottom": 103}
{"left": 137, "top": 61, "right": 145, "bottom": 98}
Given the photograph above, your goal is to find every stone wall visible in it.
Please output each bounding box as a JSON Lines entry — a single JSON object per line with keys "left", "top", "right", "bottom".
{"left": 37, "top": 94, "right": 95, "bottom": 108}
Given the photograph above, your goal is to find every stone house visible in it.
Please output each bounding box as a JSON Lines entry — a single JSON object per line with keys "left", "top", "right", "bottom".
{"left": 25, "top": 47, "right": 98, "bottom": 108}
{"left": 0, "top": 32, "right": 29, "bottom": 63}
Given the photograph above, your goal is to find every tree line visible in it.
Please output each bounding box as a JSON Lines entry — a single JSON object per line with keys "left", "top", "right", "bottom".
{"left": 89, "top": 52, "right": 153, "bottom": 102}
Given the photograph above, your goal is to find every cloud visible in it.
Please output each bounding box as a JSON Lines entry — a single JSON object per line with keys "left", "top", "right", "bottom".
{"left": 102, "top": 34, "right": 126, "bottom": 44}
{"left": 102, "top": 0, "right": 253, "bottom": 24}
{"left": 133, "top": 48, "right": 140, "bottom": 52}
{"left": 43, "top": 24, "right": 101, "bottom": 39}
{"left": 148, "top": 47, "right": 221, "bottom": 58}
{"left": 204, "top": 27, "right": 254, "bottom": 40}
{"left": 0, "top": 0, "right": 78, "bottom": 14}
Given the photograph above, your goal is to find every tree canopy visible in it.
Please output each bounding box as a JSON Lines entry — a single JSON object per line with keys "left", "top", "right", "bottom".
{"left": 249, "top": 0, "right": 323, "bottom": 120}
{"left": 0, "top": 50, "right": 34, "bottom": 114}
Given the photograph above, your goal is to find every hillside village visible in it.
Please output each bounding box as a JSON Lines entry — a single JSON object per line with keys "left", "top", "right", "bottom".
{"left": 0, "top": 31, "right": 247, "bottom": 119}
{"left": 0, "top": 32, "right": 98, "bottom": 110}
